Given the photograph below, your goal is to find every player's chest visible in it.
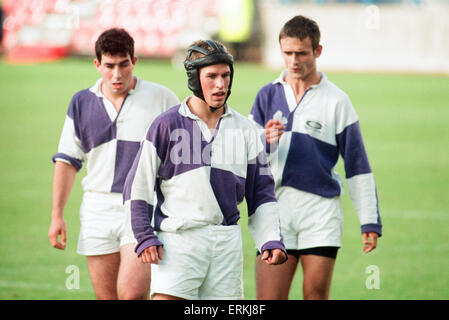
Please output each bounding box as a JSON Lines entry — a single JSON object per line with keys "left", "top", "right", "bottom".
{"left": 170, "top": 119, "right": 250, "bottom": 177}
{"left": 79, "top": 98, "right": 160, "bottom": 143}
{"left": 290, "top": 104, "right": 337, "bottom": 144}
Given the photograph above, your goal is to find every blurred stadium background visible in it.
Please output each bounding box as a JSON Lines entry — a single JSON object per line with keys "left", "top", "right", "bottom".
{"left": 1, "top": 0, "right": 448, "bottom": 72}
{"left": 0, "top": 0, "right": 448, "bottom": 300}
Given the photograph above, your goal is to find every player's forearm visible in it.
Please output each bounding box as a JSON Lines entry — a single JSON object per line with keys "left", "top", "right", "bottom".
{"left": 51, "top": 161, "right": 77, "bottom": 218}
{"left": 127, "top": 199, "right": 162, "bottom": 257}
{"left": 248, "top": 202, "right": 285, "bottom": 253}
{"left": 346, "top": 173, "right": 381, "bottom": 232}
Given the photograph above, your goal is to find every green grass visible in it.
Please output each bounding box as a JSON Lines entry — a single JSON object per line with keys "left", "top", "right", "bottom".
{"left": 0, "top": 58, "right": 448, "bottom": 300}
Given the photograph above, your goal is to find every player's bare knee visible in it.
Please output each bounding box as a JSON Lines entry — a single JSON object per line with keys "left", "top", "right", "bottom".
{"left": 95, "top": 292, "right": 119, "bottom": 300}
{"left": 118, "top": 291, "right": 148, "bottom": 300}
{"left": 117, "top": 284, "right": 149, "bottom": 300}
{"left": 303, "top": 286, "right": 329, "bottom": 300}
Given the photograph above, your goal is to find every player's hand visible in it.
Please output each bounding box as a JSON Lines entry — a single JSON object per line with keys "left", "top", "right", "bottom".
{"left": 48, "top": 217, "right": 67, "bottom": 250}
{"left": 261, "top": 248, "right": 287, "bottom": 265}
{"left": 362, "top": 232, "right": 378, "bottom": 253}
{"left": 139, "top": 245, "right": 163, "bottom": 264}
{"left": 265, "top": 119, "right": 285, "bottom": 144}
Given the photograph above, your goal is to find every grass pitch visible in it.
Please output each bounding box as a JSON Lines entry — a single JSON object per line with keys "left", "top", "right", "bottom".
{"left": 0, "top": 58, "right": 448, "bottom": 299}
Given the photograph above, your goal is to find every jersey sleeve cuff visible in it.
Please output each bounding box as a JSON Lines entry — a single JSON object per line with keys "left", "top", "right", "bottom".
{"left": 260, "top": 240, "right": 288, "bottom": 261}
{"left": 135, "top": 236, "right": 163, "bottom": 257}
{"left": 361, "top": 224, "right": 382, "bottom": 237}
{"left": 52, "top": 153, "right": 83, "bottom": 171}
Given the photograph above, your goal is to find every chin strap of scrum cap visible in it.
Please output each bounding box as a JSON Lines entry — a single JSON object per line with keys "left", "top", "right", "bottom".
{"left": 184, "top": 40, "right": 234, "bottom": 111}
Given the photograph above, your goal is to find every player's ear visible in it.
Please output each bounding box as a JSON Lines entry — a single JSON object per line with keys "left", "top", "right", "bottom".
{"left": 132, "top": 56, "right": 138, "bottom": 66}
{"left": 314, "top": 44, "right": 323, "bottom": 58}
{"left": 94, "top": 58, "right": 101, "bottom": 69}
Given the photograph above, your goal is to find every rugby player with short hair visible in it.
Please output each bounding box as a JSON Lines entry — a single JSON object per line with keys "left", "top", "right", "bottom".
{"left": 250, "top": 15, "right": 382, "bottom": 300}
{"left": 123, "top": 40, "right": 287, "bottom": 300}
{"left": 48, "top": 28, "right": 179, "bottom": 300}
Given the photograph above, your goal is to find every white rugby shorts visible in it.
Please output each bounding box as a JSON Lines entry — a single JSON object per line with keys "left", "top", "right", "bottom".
{"left": 77, "top": 192, "right": 136, "bottom": 256}
{"left": 276, "top": 186, "right": 343, "bottom": 250}
{"left": 150, "top": 224, "right": 244, "bottom": 300}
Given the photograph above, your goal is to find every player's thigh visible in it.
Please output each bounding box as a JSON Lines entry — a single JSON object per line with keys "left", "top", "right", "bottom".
{"left": 300, "top": 254, "right": 336, "bottom": 299}
{"left": 117, "top": 244, "right": 151, "bottom": 300}
{"left": 86, "top": 253, "right": 121, "bottom": 300}
{"left": 255, "top": 253, "right": 299, "bottom": 300}
{"left": 150, "top": 229, "right": 210, "bottom": 300}
{"left": 199, "top": 225, "right": 244, "bottom": 300}
{"left": 78, "top": 193, "right": 124, "bottom": 256}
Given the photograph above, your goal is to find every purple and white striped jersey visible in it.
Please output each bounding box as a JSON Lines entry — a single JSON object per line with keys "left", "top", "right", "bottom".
{"left": 123, "top": 98, "right": 286, "bottom": 257}
{"left": 52, "top": 76, "right": 180, "bottom": 195}
{"left": 249, "top": 71, "right": 382, "bottom": 236}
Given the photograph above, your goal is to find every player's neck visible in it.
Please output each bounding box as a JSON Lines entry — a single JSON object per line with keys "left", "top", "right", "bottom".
{"left": 285, "top": 71, "right": 321, "bottom": 103}
{"left": 187, "top": 96, "right": 224, "bottom": 131}
{"left": 101, "top": 77, "right": 136, "bottom": 112}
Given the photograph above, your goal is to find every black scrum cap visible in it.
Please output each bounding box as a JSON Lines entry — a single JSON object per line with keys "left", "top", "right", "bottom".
{"left": 184, "top": 40, "right": 234, "bottom": 103}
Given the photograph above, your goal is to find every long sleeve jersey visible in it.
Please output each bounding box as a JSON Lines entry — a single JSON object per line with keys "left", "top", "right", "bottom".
{"left": 249, "top": 72, "right": 382, "bottom": 236}
{"left": 52, "top": 77, "right": 179, "bottom": 195}
{"left": 123, "top": 98, "right": 286, "bottom": 257}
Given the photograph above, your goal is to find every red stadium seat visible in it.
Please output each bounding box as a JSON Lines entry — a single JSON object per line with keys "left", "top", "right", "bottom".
{"left": 2, "top": 0, "right": 220, "bottom": 59}
{"left": 2, "top": 31, "right": 19, "bottom": 51}
{"left": 4, "top": 45, "right": 69, "bottom": 64}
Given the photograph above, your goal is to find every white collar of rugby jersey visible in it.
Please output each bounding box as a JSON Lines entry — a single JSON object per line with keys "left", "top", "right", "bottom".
{"left": 273, "top": 70, "right": 327, "bottom": 113}
{"left": 89, "top": 76, "right": 141, "bottom": 122}
{"left": 179, "top": 96, "right": 233, "bottom": 142}
{"left": 179, "top": 96, "right": 233, "bottom": 119}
